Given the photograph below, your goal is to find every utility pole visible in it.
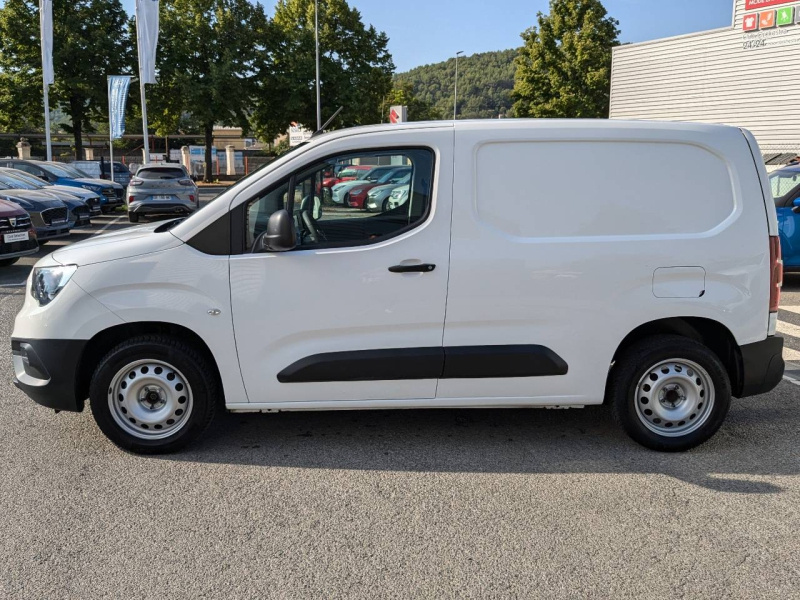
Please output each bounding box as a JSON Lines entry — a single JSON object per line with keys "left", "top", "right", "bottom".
{"left": 454, "top": 50, "right": 464, "bottom": 120}
{"left": 315, "top": 0, "right": 322, "bottom": 130}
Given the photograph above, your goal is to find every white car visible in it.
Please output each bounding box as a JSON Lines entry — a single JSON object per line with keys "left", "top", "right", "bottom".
{"left": 366, "top": 174, "right": 411, "bottom": 212}
{"left": 12, "top": 120, "right": 784, "bottom": 454}
{"left": 387, "top": 185, "right": 410, "bottom": 210}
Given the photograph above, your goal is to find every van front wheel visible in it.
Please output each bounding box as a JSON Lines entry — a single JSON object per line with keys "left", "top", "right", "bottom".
{"left": 609, "top": 335, "right": 731, "bottom": 452}
{"left": 89, "top": 335, "right": 218, "bottom": 454}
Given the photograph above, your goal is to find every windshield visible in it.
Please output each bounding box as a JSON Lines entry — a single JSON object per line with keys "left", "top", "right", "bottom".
{"left": 0, "top": 173, "right": 39, "bottom": 190}
{"left": 770, "top": 168, "right": 800, "bottom": 199}
{"left": 378, "top": 169, "right": 410, "bottom": 184}
{"left": 3, "top": 169, "right": 48, "bottom": 188}
{"left": 44, "top": 162, "right": 88, "bottom": 178}
{"left": 338, "top": 169, "right": 360, "bottom": 179}
{"left": 137, "top": 167, "right": 187, "bottom": 180}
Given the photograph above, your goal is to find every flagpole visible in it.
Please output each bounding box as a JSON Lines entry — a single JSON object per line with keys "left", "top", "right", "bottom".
{"left": 40, "top": 0, "right": 52, "bottom": 161}
{"left": 42, "top": 80, "right": 52, "bottom": 162}
{"left": 135, "top": 0, "right": 151, "bottom": 164}
{"left": 107, "top": 77, "right": 114, "bottom": 183}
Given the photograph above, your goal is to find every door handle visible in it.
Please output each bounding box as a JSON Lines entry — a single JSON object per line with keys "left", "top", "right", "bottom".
{"left": 388, "top": 263, "right": 436, "bottom": 274}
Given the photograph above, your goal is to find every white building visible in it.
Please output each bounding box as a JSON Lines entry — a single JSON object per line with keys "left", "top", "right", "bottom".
{"left": 610, "top": 0, "right": 800, "bottom": 164}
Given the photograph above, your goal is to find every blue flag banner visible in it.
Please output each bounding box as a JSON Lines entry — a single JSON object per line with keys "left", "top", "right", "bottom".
{"left": 108, "top": 76, "right": 132, "bottom": 140}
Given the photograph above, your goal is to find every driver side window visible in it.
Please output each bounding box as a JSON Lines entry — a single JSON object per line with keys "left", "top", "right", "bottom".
{"left": 244, "top": 148, "right": 434, "bottom": 251}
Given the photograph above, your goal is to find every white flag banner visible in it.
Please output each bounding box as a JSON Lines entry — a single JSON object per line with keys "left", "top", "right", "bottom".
{"left": 136, "top": 0, "right": 160, "bottom": 84}
{"left": 39, "top": 0, "right": 53, "bottom": 85}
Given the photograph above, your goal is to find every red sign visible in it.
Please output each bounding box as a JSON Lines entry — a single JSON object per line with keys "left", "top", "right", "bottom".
{"left": 390, "top": 109, "right": 399, "bottom": 124}
{"left": 743, "top": 13, "right": 759, "bottom": 30}
{"left": 746, "top": 0, "right": 794, "bottom": 9}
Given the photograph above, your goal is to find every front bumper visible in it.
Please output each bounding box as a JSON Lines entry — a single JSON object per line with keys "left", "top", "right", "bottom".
{"left": 35, "top": 225, "right": 70, "bottom": 240}
{"left": 12, "top": 338, "right": 88, "bottom": 412}
{"left": 737, "top": 336, "right": 785, "bottom": 398}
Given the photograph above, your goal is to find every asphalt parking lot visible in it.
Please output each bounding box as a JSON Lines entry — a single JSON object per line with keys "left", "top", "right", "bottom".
{"left": 1, "top": 194, "right": 799, "bottom": 598}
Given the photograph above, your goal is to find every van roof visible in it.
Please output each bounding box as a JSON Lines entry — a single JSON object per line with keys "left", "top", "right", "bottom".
{"left": 310, "top": 118, "right": 743, "bottom": 144}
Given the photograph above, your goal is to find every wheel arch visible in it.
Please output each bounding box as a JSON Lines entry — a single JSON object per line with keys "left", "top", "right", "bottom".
{"left": 76, "top": 322, "right": 225, "bottom": 409}
{"left": 608, "top": 317, "right": 744, "bottom": 400}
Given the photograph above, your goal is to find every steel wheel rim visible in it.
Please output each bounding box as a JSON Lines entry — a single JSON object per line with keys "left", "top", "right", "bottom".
{"left": 108, "top": 359, "right": 193, "bottom": 440}
{"left": 634, "top": 358, "right": 714, "bottom": 437}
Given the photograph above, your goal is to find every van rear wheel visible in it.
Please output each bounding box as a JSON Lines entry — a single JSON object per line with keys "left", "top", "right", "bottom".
{"left": 89, "top": 335, "right": 218, "bottom": 454}
{"left": 609, "top": 335, "right": 731, "bottom": 452}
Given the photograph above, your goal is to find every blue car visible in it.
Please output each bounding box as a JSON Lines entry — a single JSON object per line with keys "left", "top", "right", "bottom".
{"left": 0, "top": 159, "right": 124, "bottom": 213}
{"left": 771, "top": 165, "right": 800, "bottom": 272}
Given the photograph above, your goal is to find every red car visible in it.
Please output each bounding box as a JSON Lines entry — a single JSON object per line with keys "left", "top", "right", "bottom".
{"left": 0, "top": 199, "right": 38, "bottom": 266}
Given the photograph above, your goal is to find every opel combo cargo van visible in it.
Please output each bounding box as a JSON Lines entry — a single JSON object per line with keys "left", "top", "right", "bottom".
{"left": 11, "top": 120, "right": 785, "bottom": 454}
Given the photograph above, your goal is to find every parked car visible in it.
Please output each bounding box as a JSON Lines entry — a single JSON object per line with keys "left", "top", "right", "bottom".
{"left": 71, "top": 160, "right": 132, "bottom": 186}
{"left": 126, "top": 164, "right": 198, "bottom": 223}
{"left": 11, "top": 120, "right": 784, "bottom": 454}
{"left": 0, "top": 181, "right": 70, "bottom": 241}
{"left": 331, "top": 166, "right": 411, "bottom": 209}
{"left": 770, "top": 165, "right": 800, "bottom": 272}
{"left": 0, "top": 199, "right": 38, "bottom": 266}
{"left": 0, "top": 159, "right": 124, "bottom": 213}
{"left": 0, "top": 167, "right": 102, "bottom": 216}
{"left": 365, "top": 174, "right": 411, "bottom": 212}
{"left": 387, "top": 184, "right": 410, "bottom": 211}
{"left": 349, "top": 168, "right": 412, "bottom": 210}
{"left": 0, "top": 170, "right": 91, "bottom": 228}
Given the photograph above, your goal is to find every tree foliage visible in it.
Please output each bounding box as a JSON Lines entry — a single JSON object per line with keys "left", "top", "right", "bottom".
{"left": 512, "top": 0, "right": 619, "bottom": 119}
{"left": 396, "top": 50, "right": 517, "bottom": 120}
{"left": 250, "top": 0, "right": 394, "bottom": 140}
{"left": 0, "top": 0, "right": 132, "bottom": 157}
{"left": 151, "top": 0, "right": 268, "bottom": 181}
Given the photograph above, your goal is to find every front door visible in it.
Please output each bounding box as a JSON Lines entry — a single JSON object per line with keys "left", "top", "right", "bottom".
{"left": 230, "top": 131, "right": 454, "bottom": 405}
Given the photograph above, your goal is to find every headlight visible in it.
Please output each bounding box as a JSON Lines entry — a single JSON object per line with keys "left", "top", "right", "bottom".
{"left": 351, "top": 188, "right": 363, "bottom": 195}
{"left": 31, "top": 265, "right": 77, "bottom": 306}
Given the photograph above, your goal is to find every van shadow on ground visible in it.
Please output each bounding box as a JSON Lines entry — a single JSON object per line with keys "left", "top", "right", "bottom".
{"left": 167, "top": 388, "right": 799, "bottom": 495}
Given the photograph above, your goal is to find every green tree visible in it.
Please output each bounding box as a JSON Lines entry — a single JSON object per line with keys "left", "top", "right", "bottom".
{"left": 0, "top": 0, "right": 132, "bottom": 158}
{"left": 396, "top": 49, "right": 518, "bottom": 120}
{"left": 512, "top": 0, "right": 619, "bottom": 118}
{"left": 251, "top": 0, "right": 394, "bottom": 141}
{"left": 382, "top": 81, "right": 440, "bottom": 122}
{"left": 151, "top": 0, "right": 268, "bottom": 182}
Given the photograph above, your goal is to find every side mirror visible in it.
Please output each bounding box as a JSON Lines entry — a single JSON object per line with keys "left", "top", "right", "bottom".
{"left": 258, "top": 209, "right": 296, "bottom": 252}
{"left": 793, "top": 198, "right": 800, "bottom": 214}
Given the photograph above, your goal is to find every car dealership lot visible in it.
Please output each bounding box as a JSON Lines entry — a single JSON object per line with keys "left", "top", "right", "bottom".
{"left": 1, "top": 202, "right": 799, "bottom": 598}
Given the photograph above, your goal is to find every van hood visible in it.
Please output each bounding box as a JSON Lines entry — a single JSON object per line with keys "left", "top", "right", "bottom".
{"left": 52, "top": 222, "right": 184, "bottom": 267}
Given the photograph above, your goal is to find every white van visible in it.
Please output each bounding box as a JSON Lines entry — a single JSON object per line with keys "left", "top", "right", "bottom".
{"left": 12, "top": 120, "right": 785, "bottom": 454}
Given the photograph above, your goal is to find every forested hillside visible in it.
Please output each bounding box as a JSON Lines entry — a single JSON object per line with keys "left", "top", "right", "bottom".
{"left": 396, "top": 49, "right": 517, "bottom": 120}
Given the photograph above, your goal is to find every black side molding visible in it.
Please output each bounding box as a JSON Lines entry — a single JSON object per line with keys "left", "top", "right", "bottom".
{"left": 277, "top": 347, "right": 444, "bottom": 383}
{"left": 443, "top": 345, "right": 568, "bottom": 379}
{"left": 277, "top": 345, "right": 568, "bottom": 383}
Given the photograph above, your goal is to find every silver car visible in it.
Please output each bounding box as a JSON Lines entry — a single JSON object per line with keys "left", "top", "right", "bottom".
{"left": 126, "top": 164, "right": 198, "bottom": 223}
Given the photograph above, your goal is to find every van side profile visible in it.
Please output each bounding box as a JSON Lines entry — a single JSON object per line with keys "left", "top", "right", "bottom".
{"left": 11, "top": 120, "right": 784, "bottom": 454}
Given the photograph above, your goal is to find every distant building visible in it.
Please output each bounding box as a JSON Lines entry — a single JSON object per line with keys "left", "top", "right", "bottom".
{"left": 611, "top": 0, "right": 800, "bottom": 166}
{"left": 212, "top": 126, "right": 264, "bottom": 151}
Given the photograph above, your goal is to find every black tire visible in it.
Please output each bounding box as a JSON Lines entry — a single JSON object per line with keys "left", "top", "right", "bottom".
{"left": 382, "top": 199, "right": 389, "bottom": 212}
{"left": 128, "top": 212, "right": 139, "bottom": 223}
{"left": 0, "top": 257, "right": 19, "bottom": 267}
{"left": 608, "top": 334, "right": 731, "bottom": 452}
{"left": 89, "top": 335, "right": 218, "bottom": 454}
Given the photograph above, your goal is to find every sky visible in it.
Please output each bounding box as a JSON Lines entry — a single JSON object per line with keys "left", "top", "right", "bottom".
{"left": 113, "top": 0, "right": 735, "bottom": 72}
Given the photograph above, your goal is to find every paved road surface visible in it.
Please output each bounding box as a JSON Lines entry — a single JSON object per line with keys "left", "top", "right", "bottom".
{"left": 1, "top": 199, "right": 799, "bottom": 598}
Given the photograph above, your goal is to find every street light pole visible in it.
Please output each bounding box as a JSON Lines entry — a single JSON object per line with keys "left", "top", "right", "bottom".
{"left": 454, "top": 50, "right": 464, "bottom": 120}
{"left": 315, "top": 0, "right": 322, "bottom": 130}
